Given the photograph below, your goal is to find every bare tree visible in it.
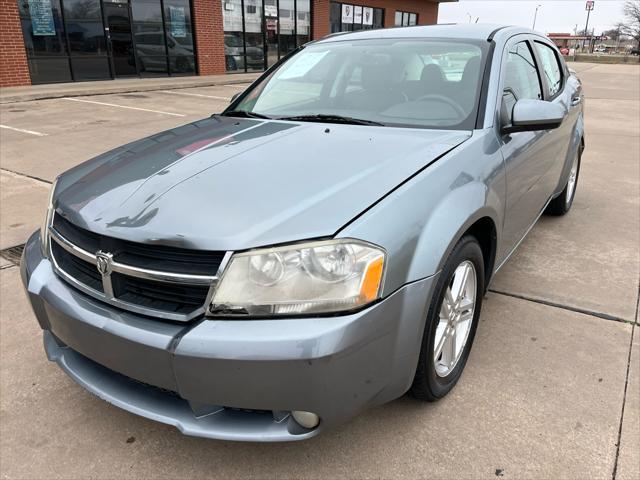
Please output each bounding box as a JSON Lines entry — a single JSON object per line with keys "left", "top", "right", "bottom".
{"left": 622, "top": 0, "right": 640, "bottom": 48}
{"left": 603, "top": 23, "right": 629, "bottom": 41}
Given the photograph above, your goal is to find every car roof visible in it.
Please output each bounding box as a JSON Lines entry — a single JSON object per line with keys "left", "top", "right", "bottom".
{"left": 315, "top": 24, "right": 537, "bottom": 44}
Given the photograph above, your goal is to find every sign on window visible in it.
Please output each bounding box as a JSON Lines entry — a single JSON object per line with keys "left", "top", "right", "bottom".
{"left": 28, "top": 0, "right": 55, "bottom": 36}
{"left": 354, "top": 6, "right": 362, "bottom": 24}
{"left": 341, "top": 4, "right": 354, "bottom": 24}
{"left": 169, "top": 6, "right": 186, "bottom": 38}
{"left": 363, "top": 7, "right": 373, "bottom": 26}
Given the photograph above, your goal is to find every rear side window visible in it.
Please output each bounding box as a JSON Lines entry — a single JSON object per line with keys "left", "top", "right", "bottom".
{"left": 502, "top": 41, "right": 542, "bottom": 121}
{"left": 535, "top": 42, "right": 563, "bottom": 97}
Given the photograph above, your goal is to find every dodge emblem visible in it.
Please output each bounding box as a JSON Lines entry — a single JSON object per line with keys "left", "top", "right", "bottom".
{"left": 95, "top": 251, "right": 113, "bottom": 276}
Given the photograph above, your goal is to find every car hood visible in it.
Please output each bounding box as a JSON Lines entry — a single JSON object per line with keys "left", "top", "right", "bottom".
{"left": 55, "top": 116, "right": 470, "bottom": 251}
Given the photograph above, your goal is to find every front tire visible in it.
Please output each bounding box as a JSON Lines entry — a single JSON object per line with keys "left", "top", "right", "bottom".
{"left": 545, "top": 146, "right": 581, "bottom": 216}
{"left": 410, "top": 235, "right": 485, "bottom": 401}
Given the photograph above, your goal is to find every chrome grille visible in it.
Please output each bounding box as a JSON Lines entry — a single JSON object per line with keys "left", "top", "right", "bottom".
{"left": 49, "top": 213, "right": 231, "bottom": 322}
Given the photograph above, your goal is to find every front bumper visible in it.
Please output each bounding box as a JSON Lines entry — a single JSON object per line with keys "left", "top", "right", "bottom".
{"left": 21, "top": 232, "right": 437, "bottom": 441}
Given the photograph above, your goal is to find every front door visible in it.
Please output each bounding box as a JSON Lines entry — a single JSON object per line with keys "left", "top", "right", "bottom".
{"left": 104, "top": 2, "right": 137, "bottom": 77}
{"left": 498, "top": 37, "right": 559, "bottom": 260}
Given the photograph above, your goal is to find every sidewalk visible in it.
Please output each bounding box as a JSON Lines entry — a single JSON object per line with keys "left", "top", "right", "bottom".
{"left": 0, "top": 73, "right": 261, "bottom": 104}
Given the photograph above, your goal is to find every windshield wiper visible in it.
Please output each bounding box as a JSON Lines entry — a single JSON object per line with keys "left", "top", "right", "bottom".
{"left": 277, "top": 114, "right": 385, "bottom": 126}
{"left": 222, "top": 110, "right": 272, "bottom": 120}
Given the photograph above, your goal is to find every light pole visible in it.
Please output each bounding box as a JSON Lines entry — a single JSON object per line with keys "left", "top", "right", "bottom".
{"left": 532, "top": 4, "right": 542, "bottom": 30}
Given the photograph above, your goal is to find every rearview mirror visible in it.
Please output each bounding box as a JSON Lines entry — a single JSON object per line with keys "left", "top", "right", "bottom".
{"left": 502, "top": 99, "right": 566, "bottom": 135}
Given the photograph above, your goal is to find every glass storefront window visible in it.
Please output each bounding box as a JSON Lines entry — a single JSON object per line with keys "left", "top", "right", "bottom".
{"left": 223, "top": 0, "right": 312, "bottom": 73}
{"left": 330, "top": 2, "right": 384, "bottom": 33}
{"left": 296, "top": 0, "right": 310, "bottom": 45}
{"left": 18, "top": 0, "right": 196, "bottom": 83}
{"left": 164, "top": 0, "right": 195, "bottom": 74}
{"left": 63, "top": 0, "right": 108, "bottom": 80}
{"left": 279, "top": 0, "right": 295, "bottom": 58}
{"left": 395, "top": 11, "right": 418, "bottom": 27}
{"left": 244, "top": 0, "right": 264, "bottom": 72}
{"left": 132, "top": 0, "right": 166, "bottom": 74}
{"left": 222, "top": 0, "right": 244, "bottom": 72}
{"left": 264, "top": 0, "right": 278, "bottom": 68}
{"left": 18, "top": 0, "right": 68, "bottom": 57}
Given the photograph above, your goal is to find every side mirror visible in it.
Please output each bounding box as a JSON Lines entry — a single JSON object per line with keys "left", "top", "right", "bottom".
{"left": 502, "top": 99, "right": 566, "bottom": 135}
{"left": 230, "top": 92, "right": 242, "bottom": 103}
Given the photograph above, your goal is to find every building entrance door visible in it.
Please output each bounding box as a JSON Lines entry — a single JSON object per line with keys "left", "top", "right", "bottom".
{"left": 104, "top": 2, "right": 138, "bottom": 77}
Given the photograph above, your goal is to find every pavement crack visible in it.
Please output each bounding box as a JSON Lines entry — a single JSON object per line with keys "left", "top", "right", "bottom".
{"left": 488, "top": 289, "right": 635, "bottom": 325}
{"left": 611, "top": 323, "right": 636, "bottom": 480}
{"left": 0, "top": 167, "right": 52, "bottom": 185}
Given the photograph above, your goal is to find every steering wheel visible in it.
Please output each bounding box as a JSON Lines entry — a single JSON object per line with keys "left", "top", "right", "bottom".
{"left": 415, "top": 94, "right": 466, "bottom": 118}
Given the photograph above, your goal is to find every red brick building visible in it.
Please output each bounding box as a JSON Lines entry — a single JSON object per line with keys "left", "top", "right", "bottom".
{"left": 1, "top": 0, "right": 452, "bottom": 86}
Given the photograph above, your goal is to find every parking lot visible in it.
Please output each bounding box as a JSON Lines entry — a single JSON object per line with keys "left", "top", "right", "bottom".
{"left": 0, "top": 63, "right": 638, "bottom": 479}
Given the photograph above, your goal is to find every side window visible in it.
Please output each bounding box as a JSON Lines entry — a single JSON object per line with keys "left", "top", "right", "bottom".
{"left": 503, "top": 41, "right": 542, "bottom": 123}
{"left": 535, "top": 42, "right": 563, "bottom": 97}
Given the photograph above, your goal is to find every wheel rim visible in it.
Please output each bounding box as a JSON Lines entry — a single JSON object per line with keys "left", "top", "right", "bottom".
{"left": 566, "top": 152, "right": 579, "bottom": 207}
{"left": 433, "top": 260, "right": 477, "bottom": 378}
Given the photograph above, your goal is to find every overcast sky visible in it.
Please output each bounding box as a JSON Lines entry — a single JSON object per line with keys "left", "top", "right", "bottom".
{"left": 438, "top": 0, "right": 629, "bottom": 35}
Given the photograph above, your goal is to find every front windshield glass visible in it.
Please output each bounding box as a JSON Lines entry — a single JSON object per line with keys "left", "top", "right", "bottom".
{"left": 231, "top": 38, "right": 487, "bottom": 129}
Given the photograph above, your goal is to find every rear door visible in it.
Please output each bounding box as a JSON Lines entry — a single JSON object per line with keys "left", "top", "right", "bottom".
{"left": 497, "top": 36, "right": 558, "bottom": 259}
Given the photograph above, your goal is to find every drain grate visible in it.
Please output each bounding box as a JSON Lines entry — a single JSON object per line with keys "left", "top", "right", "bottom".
{"left": 0, "top": 243, "right": 25, "bottom": 267}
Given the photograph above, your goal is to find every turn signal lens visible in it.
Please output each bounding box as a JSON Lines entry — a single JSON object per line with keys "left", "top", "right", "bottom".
{"left": 209, "top": 239, "right": 385, "bottom": 316}
{"left": 360, "top": 256, "right": 384, "bottom": 303}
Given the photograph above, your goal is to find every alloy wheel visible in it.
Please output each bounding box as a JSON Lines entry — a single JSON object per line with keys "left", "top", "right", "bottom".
{"left": 433, "top": 260, "right": 477, "bottom": 377}
{"left": 566, "top": 152, "right": 579, "bottom": 207}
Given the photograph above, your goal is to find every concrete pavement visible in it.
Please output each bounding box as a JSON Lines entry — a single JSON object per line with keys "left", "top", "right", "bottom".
{"left": 0, "top": 63, "right": 638, "bottom": 479}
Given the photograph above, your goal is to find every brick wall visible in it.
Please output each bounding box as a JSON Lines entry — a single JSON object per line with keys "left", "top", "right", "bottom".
{"left": 0, "top": 0, "right": 31, "bottom": 86}
{"left": 312, "top": 0, "right": 439, "bottom": 40}
{"left": 193, "top": 0, "right": 227, "bottom": 75}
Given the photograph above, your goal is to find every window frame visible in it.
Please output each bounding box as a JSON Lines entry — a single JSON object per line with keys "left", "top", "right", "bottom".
{"left": 532, "top": 39, "right": 565, "bottom": 101}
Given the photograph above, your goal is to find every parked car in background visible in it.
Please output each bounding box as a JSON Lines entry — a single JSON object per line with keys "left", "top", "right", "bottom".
{"left": 135, "top": 31, "right": 194, "bottom": 73}
{"left": 22, "top": 24, "right": 584, "bottom": 442}
{"left": 224, "top": 34, "right": 265, "bottom": 71}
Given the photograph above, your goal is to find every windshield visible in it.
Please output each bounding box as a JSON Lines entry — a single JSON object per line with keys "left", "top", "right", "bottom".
{"left": 229, "top": 38, "right": 487, "bottom": 129}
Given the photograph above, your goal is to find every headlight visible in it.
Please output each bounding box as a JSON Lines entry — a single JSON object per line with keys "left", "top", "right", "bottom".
{"left": 40, "top": 178, "right": 58, "bottom": 258}
{"left": 209, "top": 239, "right": 385, "bottom": 316}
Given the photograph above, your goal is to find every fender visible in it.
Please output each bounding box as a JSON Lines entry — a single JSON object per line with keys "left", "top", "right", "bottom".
{"left": 407, "top": 183, "right": 501, "bottom": 285}
{"left": 338, "top": 130, "right": 505, "bottom": 297}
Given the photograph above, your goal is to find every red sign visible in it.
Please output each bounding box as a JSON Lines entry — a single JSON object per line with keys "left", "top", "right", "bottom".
{"left": 586, "top": 1, "right": 595, "bottom": 11}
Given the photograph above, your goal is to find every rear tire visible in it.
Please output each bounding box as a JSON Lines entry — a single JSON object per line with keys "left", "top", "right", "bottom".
{"left": 410, "top": 235, "right": 484, "bottom": 401}
{"left": 546, "top": 146, "right": 581, "bottom": 216}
